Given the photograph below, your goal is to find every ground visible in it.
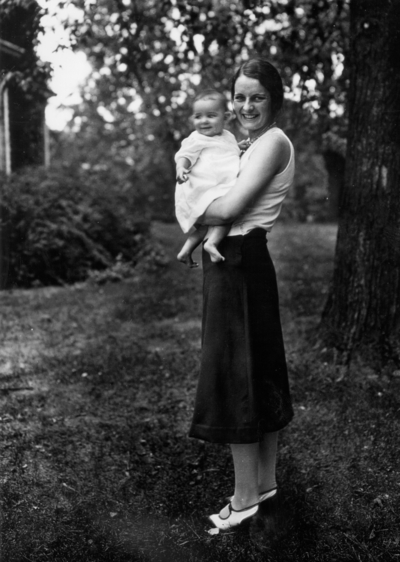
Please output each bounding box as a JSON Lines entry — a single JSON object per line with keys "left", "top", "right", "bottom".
{"left": 0, "top": 222, "right": 399, "bottom": 562}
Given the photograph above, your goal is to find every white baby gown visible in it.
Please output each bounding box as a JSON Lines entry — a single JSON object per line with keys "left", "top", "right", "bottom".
{"left": 174, "top": 130, "right": 240, "bottom": 233}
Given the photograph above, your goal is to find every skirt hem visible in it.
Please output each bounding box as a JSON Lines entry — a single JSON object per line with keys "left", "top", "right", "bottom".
{"left": 189, "top": 412, "right": 293, "bottom": 444}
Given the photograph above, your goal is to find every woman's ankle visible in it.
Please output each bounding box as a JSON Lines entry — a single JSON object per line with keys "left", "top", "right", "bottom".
{"left": 258, "top": 479, "right": 277, "bottom": 493}
{"left": 231, "top": 491, "right": 259, "bottom": 511}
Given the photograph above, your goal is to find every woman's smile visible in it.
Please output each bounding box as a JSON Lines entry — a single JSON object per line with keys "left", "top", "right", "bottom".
{"left": 242, "top": 113, "right": 259, "bottom": 120}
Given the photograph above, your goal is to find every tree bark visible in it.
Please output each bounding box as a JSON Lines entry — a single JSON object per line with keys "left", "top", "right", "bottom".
{"left": 322, "top": 150, "right": 345, "bottom": 220}
{"left": 321, "top": 0, "right": 400, "bottom": 362}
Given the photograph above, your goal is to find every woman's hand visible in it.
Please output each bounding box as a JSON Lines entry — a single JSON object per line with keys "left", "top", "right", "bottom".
{"left": 201, "top": 133, "right": 290, "bottom": 225}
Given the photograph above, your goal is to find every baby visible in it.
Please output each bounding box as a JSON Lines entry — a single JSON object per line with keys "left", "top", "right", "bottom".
{"left": 175, "top": 90, "right": 240, "bottom": 267}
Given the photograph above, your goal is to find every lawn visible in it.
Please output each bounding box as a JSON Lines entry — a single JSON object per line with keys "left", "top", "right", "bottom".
{"left": 0, "top": 222, "right": 399, "bottom": 562}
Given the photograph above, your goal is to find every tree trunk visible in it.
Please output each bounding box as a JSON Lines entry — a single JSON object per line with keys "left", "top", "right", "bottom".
{"left": 322, "top": 150, "right": 345, "bottom": 220}
{"left": 321, "top": 0, "right": 400, "bottom": 363}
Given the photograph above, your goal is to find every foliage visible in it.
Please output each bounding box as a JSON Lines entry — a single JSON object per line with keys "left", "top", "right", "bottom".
{"left": 64, "top": 0, "right": 349, "bottom": 138}
{"left": 50, "top": 106, "right": 177, "bottom": 220}
{"left": 49, "top": 0, "right": 349, "bottom": 220}
{"left": 0, "top": 166, "right": 150, "bottom": 288}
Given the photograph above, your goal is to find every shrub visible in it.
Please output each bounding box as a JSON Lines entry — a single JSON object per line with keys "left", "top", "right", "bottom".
{"left": 0, "top": 166, "right": 151, "bottom": 288}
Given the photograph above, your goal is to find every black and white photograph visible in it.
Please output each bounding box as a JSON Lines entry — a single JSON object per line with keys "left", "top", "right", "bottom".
{"left": 0, "top": 0, "right": 399, "bottom": 560}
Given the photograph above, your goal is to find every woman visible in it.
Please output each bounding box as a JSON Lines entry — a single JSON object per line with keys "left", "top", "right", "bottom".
{"left": 188, "top": 57, "right": 295, "bottom": 530}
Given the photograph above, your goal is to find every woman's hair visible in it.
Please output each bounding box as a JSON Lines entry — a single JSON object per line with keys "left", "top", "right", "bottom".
{"left": 231, "top": 58, "right": 284, "bottom": 119}
{"left": 193, "top": 89, "right": 228, "bottom": 112}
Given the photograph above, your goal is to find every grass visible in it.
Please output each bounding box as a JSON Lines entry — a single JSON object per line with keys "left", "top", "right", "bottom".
{"left": 0, "top": 221, "right": 399, "bottom": 562}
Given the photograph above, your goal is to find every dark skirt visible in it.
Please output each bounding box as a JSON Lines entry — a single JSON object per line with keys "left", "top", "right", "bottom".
{"left": 189, "top": 228, "right": 293, "bottom": 444}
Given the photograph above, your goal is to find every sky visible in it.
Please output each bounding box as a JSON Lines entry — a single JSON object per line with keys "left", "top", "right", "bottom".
{"left": 36, "top": 0, "right": 92, "bottom": 131}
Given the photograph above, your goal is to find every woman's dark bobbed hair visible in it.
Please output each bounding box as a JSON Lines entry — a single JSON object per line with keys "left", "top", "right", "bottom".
{"left": 231, "top": 57, "right": 284, "bottom": 119}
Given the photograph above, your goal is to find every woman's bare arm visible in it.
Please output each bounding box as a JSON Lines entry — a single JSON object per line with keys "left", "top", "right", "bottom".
{"left": 201, "top": 134, "right": 290, "bottom": 225}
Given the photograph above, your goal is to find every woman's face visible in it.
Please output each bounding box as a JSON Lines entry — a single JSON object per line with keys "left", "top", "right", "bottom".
{"left": 233, "top": 74, "right": 272, "bottom": 137}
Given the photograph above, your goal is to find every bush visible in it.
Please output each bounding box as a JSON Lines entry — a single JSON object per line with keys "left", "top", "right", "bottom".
{"left": 0, "top": 166, "right": 151, "bottom": 288}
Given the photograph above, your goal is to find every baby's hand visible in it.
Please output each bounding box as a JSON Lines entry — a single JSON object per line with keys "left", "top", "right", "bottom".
{"left": 176, "top": 167, "right": 189, "bottom": 184}
{"left": 238, "top": 139, "right": 250, "bottom": 152}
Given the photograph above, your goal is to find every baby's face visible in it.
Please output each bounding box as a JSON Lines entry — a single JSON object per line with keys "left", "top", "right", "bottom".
{"left": 192, "top": 99, "right": 226, "bottom": 137}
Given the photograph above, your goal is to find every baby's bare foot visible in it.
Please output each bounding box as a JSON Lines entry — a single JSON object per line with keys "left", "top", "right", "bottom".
{"left": 203, "top": 241, "right": 225, "bottom": 263}
{"left": 177, "top": 251, "right": 198, "bottom": 268}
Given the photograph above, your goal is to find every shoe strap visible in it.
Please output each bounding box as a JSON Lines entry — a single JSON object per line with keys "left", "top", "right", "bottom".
{"left": 231, "top": 501, "right": 259, "bottom": 513}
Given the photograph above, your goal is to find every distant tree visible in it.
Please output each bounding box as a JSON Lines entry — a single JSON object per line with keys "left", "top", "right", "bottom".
{"left": 321, "top": 0, "right": 400, "bottom": 364}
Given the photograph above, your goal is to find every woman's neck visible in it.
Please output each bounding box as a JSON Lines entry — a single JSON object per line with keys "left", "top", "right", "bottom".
{"left": 248, "top": 121, "right": 276, "bottom": 141}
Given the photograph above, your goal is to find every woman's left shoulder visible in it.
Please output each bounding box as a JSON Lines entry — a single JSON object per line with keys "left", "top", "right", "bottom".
{"left": 256, "top": 129, "right": 292, "bottom": 172}
{"left": 255, "top": 129, "right": 290, "bottom": 154}
{"left": 262, "top": 128, "right": 291, "bottom": 146}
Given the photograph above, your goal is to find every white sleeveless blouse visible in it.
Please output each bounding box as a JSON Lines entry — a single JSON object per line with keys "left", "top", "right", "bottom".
{"left": 228, "top": 127, "right": 295, "bottom": 236}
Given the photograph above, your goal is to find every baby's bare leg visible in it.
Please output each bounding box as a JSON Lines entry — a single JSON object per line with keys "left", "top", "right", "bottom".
{"left": 203, "top": 225, "right": 230, "bottom": 263}
{"left": 177, "top": 225, "right": 207, "bottom": 267}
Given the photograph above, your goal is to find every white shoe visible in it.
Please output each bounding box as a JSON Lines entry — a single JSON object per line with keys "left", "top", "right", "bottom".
{"left": 208, "top": 502, "right": 259, "bottom": 531}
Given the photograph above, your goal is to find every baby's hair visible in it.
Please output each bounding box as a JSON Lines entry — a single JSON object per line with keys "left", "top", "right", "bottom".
{"left": 193, "top": 90, "right": 228, "bottom": 112}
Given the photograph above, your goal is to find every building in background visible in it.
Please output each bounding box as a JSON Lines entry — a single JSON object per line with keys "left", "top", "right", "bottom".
{"left": 0, "top": 0, "right": 51, "bottom": 175}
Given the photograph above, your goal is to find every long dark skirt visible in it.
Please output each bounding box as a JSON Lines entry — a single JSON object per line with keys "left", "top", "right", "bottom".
{"left": 189, "top": 228, "right": 293, "bottom": 444}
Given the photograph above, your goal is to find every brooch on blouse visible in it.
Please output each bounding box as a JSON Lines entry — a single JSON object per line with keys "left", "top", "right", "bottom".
{"left": 238, "top": 122, "right": 277, "bottom": 155}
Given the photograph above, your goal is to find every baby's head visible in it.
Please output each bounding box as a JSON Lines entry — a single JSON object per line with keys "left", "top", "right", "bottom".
{"left": 192, "top": 90, "right": 231, "bottom": 137}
